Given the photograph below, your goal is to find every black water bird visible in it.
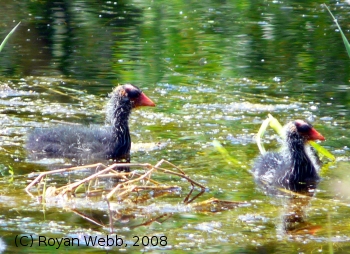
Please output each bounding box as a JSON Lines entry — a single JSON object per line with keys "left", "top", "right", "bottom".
{"left": 26, "top": 84, "right": 155, "bottom": 163}
{"left": 252, "top": 120, "right": 325, "bottom": 192}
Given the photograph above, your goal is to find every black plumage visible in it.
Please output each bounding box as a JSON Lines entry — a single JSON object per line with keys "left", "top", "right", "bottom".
{"left": 26, "top": 84, "right": 155, "bottom": 163}
{"left": 252, "top": 120, "right": 325, "bottom": 192}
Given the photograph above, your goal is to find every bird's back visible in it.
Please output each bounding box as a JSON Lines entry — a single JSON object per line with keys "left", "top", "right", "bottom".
{"left": 252, "top": 152, "right": 290, "bottom": 184}
{"left": 252, "top": 151, "right": 319, "bottom": 193}
{"left": 26, "top": 125, "right": 113, "bottom": 160}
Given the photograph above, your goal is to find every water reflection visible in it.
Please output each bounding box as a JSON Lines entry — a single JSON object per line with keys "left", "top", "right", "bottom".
{"left": 279, "top": 194, "right": 320, "bottom": 235}
{"left": 0, "top": 1, "right": 349, "bottom": 86}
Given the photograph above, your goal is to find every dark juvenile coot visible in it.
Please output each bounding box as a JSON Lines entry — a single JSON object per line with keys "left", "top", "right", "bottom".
{"left": 252, "top": 120, "right": 325, "bottom": 192}
{"left": 26, "top": 84, "right": 155, "bottom": 162}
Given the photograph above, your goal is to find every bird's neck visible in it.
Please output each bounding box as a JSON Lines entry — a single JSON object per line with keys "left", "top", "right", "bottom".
{"left": 107, "top": 100, "right": 132, "bottom": 160}
{"left": 286, "top": 135, "right": 318, "bottom": 183}
{"left": 111, "top": 102, "right": 131, "bottom": 132}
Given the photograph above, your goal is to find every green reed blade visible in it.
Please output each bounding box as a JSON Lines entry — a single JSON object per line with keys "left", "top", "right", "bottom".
{"left": 212, "top": 140, "right": 240, "bottom": 165}
{"left": 0, "top": 22, "right": 21, "bottom": 53}
{"left": 324, "top": 4, "right": 350, "bottom": 58}
{"left": 256, "top": 117, "right": 270, "bottom": 155}
{"left": 310, "top": 140, "right": 336, "bottom": 161}
{"left": 267, "top": 114, "right": 283, "bottom": 136}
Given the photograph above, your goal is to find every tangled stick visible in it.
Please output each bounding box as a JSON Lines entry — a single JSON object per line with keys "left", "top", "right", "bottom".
{"left": 25, "top": 160, "right": 206, "bottom": 203}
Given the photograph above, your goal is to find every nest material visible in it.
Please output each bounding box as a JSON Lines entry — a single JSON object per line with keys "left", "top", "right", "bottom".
{"left": 25, "top": 159, "right": 206, "bottom": 203}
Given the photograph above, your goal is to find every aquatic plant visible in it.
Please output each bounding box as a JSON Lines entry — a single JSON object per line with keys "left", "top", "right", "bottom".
{"left": 0, "top": 22, "right": 20, "bottom": 53}
{"left": 324, "top": 4, "right": 350, "bottom": 58}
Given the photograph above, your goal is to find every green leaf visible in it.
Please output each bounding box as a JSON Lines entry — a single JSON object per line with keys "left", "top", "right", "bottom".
{"left": 0, "top": 22, "right": 21, "bottom": 53}
{"left": 324, "top": 4, "right": 350, "bottom": 58}
{"left": 212, "top": 140, "right": 240, "bottom": 165}
{"left": 8, "top": 165, "right": 14, "bottom": 176}
{"left": 256, "top": 117, "right": 270, "bottom": 155}
{"left": 267, "top": 114, "right": 283, "bottom": 136}
{"left": 310, "top": 141, "right": 336, "bottom": 161}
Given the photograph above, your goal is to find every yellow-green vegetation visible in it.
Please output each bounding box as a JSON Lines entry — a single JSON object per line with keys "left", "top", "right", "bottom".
{"left": 0, "top": 22, "right": 20, "bottom": 53}
{"left": 212, "top": 140, "right": 240, "bottom": 165}
{"left": 324, "top": 4, "right": 350, "bottom": 58}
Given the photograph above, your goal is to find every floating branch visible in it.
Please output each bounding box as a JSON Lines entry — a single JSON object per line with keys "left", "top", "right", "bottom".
{"left": 25, "top": 159, "right": 206, "bottom": 204}
{"left": 190, "top": 197, "right": 248, "bottom": 213}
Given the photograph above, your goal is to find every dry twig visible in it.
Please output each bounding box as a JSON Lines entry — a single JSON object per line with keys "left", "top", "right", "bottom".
{"left": 25, "top": 160, "right": 206, "bottom": 204}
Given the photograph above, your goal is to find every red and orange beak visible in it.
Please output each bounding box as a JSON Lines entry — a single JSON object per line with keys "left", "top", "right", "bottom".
{"left": 308, "top": 127, "right": 325, "bottom": 141}
{"left": 134, "top": 92, "right": 156, "bottom": 107}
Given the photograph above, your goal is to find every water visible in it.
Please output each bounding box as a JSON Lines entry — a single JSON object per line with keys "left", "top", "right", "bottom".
{"left": 0, "top": 0, "right": 349, "bottom": 253}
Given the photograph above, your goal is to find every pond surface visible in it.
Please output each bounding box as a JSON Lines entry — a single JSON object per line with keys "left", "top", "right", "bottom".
{"left": 0, "top": 0, "right": 350, "bottom": 253}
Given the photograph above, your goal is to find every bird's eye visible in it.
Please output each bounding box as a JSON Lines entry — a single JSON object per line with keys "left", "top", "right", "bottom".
{"left": 295, "top": 120, "right": 312, "bottom": 134}
{"left": 123, "top": 84, "right": 142, "bottom": 99}
{"left": 127, "top": 89, "right": 141, "bottom": 99}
